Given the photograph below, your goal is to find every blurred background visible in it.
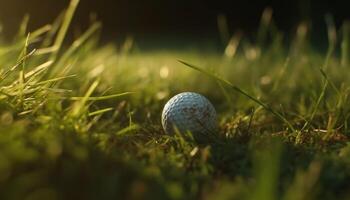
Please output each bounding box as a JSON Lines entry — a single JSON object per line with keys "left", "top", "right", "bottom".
{"left": 0, "top": 0, "right": 349, "bottom": 45}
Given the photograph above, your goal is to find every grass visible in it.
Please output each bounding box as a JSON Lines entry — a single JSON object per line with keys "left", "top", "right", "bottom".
{"left": 1, "top": 1, "right": 350, "bottom": 200}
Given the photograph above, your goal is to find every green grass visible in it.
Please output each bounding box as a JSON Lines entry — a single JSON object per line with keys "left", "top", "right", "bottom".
{"left": 1, "top": 1, "right": 350, "bottom": 200}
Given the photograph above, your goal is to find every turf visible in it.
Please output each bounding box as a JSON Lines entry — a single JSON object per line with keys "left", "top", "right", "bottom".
{"left": 1, "top": 1, "right": 350, "bottom": 200}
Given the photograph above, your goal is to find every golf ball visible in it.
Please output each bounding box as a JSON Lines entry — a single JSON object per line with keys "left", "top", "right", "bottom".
{"left": 161, "top": 92, "right": 217, "bottom": 135}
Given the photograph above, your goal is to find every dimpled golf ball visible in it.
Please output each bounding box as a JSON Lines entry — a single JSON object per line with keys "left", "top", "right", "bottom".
{"left": 161, "top": 92, "right": 217, "bottom": 135}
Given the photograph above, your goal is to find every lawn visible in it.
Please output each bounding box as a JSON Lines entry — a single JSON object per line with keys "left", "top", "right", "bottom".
{"left": 0, "top": 1, "right": 350, "bottom": 200}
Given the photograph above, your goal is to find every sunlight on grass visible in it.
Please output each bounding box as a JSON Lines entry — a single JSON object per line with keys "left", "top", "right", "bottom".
{"left": 1, "top": 0, "right": 350, "bottom": 199}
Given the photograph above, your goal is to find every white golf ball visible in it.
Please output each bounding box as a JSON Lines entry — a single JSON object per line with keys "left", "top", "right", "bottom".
{"left": 161, "top": 92, "right": 217, "bottom": 135}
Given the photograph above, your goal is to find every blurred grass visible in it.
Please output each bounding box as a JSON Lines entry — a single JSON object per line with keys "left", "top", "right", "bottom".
{"left": 1, "top": 1, "right": 350, "bottom": 200}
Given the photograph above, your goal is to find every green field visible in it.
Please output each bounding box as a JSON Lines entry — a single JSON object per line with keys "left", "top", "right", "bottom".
{"left": 1, "top": 2, "right": 350, "bottom": 200}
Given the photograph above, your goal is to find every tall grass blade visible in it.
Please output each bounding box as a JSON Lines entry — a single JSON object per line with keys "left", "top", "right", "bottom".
{"left": 257, "top": 7, "right": 273, "bottom": 47}
{"left": 341, "top": 21, "right": 350, "bottom": 67}
{"left": 179, "top": 60, "right": 295, "bottom": 132}
{"left": 49, "top": 0, "right": 80, "bottom": 62}
{"left": 300, "top": 14, "right": 337, "bottom": 134}
{"left": 15, "top": 14, "right": 30, "bottom": 40}
{"left": 70, "top": 79, "right": 99, "bottom": 117}
{"left": 283, "top": 161, "right": 321, "bottom": 200}
{"left": 49, "top": 22, "right": 101, "bottom": 77}
{"left": 250, "top": 139, "right": 282, "bottom": 200}
{"left": 217, "top": 14, "right": 230, "bottom": 45}
{"left": 42, "top": 12, "right": 65, "bottom": 47}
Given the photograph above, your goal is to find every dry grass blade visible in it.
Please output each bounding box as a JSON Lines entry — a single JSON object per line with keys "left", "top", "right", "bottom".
{"left": 0, "top": 49, "right": 36, "bottom": 83}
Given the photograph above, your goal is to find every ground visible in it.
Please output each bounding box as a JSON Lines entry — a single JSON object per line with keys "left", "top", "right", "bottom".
{"left": 1, "top": 4, "right": 350, "bottom": 200}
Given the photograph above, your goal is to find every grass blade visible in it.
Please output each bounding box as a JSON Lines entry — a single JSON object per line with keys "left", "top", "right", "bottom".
{"left": 70, "top": 79, "right": 99, "bottom": 117}
{"left": 178, "top": 59, "right": 295, "bottom": 132}
{"left": 67, "top": 92, "right": 134, "bottom": 101}
{"left": 341, "top": 21, "right": 350, "bottom": 67}
{"left": 115, "top": 124, "right": 141, "bottom": 136}
{"left": 88, "top": 107, "right": 114, "bottom": 117}
{"left": 49, "top": 0, "right": 80, "bottom": 62}
{"left": 49, "top": 22, "right": 101, "bottom": 77}
{"left": 300, "top": 15, "right": 337, "bottom": 134}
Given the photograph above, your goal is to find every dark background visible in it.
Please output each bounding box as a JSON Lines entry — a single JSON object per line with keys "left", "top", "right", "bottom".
{"left": 0, "top": 0, "right": 349, "bottom": 42}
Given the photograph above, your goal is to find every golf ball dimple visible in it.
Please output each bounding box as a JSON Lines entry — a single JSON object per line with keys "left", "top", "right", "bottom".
{"left": 161, "top": 92, "right": 217, "bottom": 135}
